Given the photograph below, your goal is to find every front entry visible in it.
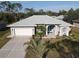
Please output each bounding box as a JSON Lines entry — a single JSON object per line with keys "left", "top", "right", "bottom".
{"left": 48, "top": 25, "right": 55, "bottom": 34}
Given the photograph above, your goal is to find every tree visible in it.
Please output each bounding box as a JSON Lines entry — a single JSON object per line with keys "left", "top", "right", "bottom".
{"left": 58, "top": 10, "right": 67, "bottom": 15}
{"left": 75, "top": 9, "right": 79, "bottom": 19}
{"left": 39, "top": 9, "right": 43, "bottom": 14}
{"left": 0, "top": 1, "right": 23, "bottom": 24}
{"left": 25, "top": 39, "right": 48, "bottom": 58}
{"left": 63, "top": 8, "right": 76, "bottom": 24}
{"left": 24, "top": 8, "right": 35, "bottom": 17}
{"left": 0, "top": 1, "right": 22, "bottom": 13}
{"left": 46, "top": 11, "right": 53, "bottom": 16}
{"left": 38, "top": 9, "right": 46, "bottom": 15}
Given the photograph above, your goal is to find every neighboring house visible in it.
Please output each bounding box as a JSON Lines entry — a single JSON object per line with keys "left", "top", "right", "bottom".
{"left": 7, "top": 15, "right": 73, "bottom": 38}
{"left": 51, "top": 15, "right": 64, "bottom": 20}
{"left": 73, "top": 19, "right": 79, "bottom": 28}
{"left": 55, "top": 15, "right": 64, "bottom": 20}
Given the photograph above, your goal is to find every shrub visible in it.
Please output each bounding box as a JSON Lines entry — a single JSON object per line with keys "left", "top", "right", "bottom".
{"left": 25, "top": 39, "right": 49, "bottom": 58}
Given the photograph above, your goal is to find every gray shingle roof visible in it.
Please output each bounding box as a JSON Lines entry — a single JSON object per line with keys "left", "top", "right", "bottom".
{"left": 8, "top": 15, "right": 73, "bottom": 27}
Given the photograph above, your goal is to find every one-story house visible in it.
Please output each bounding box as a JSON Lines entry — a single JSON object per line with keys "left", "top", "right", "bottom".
{"left": 7, "top": 15, "right": 73, "bottom": 38}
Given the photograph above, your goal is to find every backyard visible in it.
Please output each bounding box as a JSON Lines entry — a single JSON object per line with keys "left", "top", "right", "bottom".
{"left": 0, "top": 28, "right": 10, "bottom": 48}
{"left": 25, "top": 27, "right": 79, "bottom": 58}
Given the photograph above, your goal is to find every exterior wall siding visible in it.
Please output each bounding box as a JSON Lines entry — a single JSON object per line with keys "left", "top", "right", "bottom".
{"left": 54, "top": 25, "right": 59, "bottom": 36}
{"left": 59, "top": 26, "right": 71, "bottom": 36}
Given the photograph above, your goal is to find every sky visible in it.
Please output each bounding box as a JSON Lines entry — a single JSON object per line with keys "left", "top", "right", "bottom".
{"left": 12, "top": 1, "right": 79, "bottom": 12}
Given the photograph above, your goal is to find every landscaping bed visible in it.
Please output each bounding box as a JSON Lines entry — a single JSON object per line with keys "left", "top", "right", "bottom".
{"left": 25, "top": 36, "right": 79, "bottom": 58}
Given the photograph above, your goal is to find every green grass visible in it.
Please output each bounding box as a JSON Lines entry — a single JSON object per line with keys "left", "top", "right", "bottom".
{"left": 0, "top": 29, "right": 9, "bottom": 37}
{"left": 0, "top": 29, "right": 11, "bottom": 48}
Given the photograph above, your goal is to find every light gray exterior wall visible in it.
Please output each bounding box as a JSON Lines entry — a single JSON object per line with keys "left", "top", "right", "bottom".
{"left": 46, "top": 24, "right": 71, "bottom": 36}
{"left": 59, "top": 26, "right": 71, "bottom": 36}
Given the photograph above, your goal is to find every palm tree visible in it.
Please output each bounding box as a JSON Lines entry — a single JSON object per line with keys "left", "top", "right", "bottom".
{"left": 25, "top": 39, "right": 49, "bottom": 58}
{"left": 24, "top": 8, "right": 34, "bottom": 13}
{"left": 24, "top": 8, "right": 35, "bottom": 17}
{"left": 0, "top": 1, "right": 22, "bottom": 13}
{"left": 12, "top": 3, "right": 22, "bottom": 12}
{"left": 0, "top": 1, "right": 23, "bottom": 24}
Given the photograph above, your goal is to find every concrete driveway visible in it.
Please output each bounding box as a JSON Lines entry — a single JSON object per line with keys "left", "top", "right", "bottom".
{"left": 0, "top": 36, "right": 31, "bottom": 58}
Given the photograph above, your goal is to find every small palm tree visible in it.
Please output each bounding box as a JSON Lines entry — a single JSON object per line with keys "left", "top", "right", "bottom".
{"left": 36, "top": 25, "right": 46, "bottom": 37}
{"left": 25, "top": 39, "right": 49, "bottom": 58}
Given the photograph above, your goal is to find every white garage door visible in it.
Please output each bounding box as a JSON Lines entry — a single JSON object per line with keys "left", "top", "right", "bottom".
{"left": 15, "top": 27, "right": 34, "bottom": 36}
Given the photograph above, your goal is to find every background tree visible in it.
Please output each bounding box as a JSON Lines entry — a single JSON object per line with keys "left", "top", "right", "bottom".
{"left": 0, "top": 1, "right": 22, "bottom": 13}
{"left": 0, "top": 1, "right": 23, "bottom": 24}
{"left": 46, "top": 11, "right": 53, "bottom": 16}
{"left": 38, "top": 9, "right": 46, "bottom": 15}
{"left": 75, "top": 9, "right": 79, "bottom": 19}
{"left": 24, "top": 8, "right": 35, "bottom": 17}
{"left": 63, "top": 8, "right": 77, "bottom": 24}
{"left": 58, "top": 10, "right": 67, "bottom": 15}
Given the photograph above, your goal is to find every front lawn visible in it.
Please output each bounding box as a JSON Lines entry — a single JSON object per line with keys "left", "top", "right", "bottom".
{"left": 0, "top": 29, "right": 11, "bottom": 48}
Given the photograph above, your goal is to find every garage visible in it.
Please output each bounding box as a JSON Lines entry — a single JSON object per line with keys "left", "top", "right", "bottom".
{"left": 11, "top": 27, "right": 34, "bottom": 36}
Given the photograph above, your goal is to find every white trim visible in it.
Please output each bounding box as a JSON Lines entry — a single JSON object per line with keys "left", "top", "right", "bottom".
{"left": 46, "top": 25, "right": 48, "bottom": 35}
